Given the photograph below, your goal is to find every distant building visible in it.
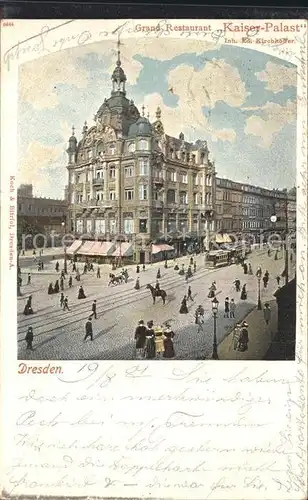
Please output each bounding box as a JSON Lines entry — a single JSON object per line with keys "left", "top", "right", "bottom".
{"left": 66, "top": 42, "right": 215, "bottom": 263}
{"left": 17, "top": 184, "right": 68, "bottom": 248}
{"left": 215, "top": 178, "right": 296, "bottom": 243}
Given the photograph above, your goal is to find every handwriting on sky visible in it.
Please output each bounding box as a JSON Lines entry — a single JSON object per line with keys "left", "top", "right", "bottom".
{"left": 5, "top": 362, "right": 306, "bottom": 499}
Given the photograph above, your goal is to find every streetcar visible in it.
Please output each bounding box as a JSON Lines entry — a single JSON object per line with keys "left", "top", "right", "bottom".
{"left": 205, "top": 250, "right": 231, "bottom": 268}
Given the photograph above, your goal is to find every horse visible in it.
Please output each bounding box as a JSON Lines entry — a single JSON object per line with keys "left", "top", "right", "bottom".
{"left": 108, "top": 273, "right": 124, "bottom": 286}
{"left": 146, "top": 284, "right": 167, "bottom": 305}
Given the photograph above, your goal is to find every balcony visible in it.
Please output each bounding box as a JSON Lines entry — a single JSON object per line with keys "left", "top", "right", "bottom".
{"left": 92, "top": 177, "right": 104, "bottom": 187}
{"left": 153, "top": 177, "right": 164, "bottom": 187}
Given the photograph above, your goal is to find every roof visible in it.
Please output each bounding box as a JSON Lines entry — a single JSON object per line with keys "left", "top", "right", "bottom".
{"left": 128, "top": 116, "right": 153, "bottom": 137}
{"left": 152, "top": 243, "right": 174, "bottom": 254}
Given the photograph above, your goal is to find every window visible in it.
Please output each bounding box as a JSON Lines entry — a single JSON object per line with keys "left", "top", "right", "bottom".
{"left": 86, "top": 219, "right": 92, "bottom": 233}
{"left": 94, "top": 219, "right": 106, "bottom": 234}
{"left": 110, "top": 220, "right": 116, "bottom": 234}
{"left": 139, "top": 158, "right": 149, "bottom": 176}
{"left": 109, "top": 143, "right": 116, "bottom": 155}
{"left": 193, "top": 174, "right": 198, "bottom": 186}
{"left": 193, "top": 193, "right": 199, "bottom": 205}
{"left": 87, "top": 193, "right": 91, "bottom": 201}
{"left": 76, "top": 219, "right": 83, "bottom": 233}
{"left": 128, "top": 142, "right": 136, "bottom": 153}
{"left": 124, "top": 219, "right": 134, "bottom": 234}
{"left": 167, "top": 170, "right": 176, "bottom": 182}
{"left": 96, "top": 191, "right": 104, "bottom": 201}
{"left": 28, "top": 204, "right": 32, "bottom": 211}
{"left": 138, "top": 139, "right": 148, "bottom": 150}
{"left": 179, "top": 191, "right": 188, "bottom": 204}
{"left": 139, "top": 184, "right": 148, "bottom": 200}
{"left": 96, "top": 170, "right": 103, "bottom": 179}
{"left": 124, "top": 166, "right": 134, "bottom": 177}
{"left": 109, "top": 190, "right": 116, "bottom": 201}
{"left": 180, "top": 172, "right": 188, "bottom": 183}
{"left": 124, "top": 189, "right": 134, "bottom": 201}
{"left": 109, "top": 167, "right": 116, "bottom": 179}
{"left": 139, "top": 219, "right": 147, "bottom": 233}
{"left": 167, "top": 189, "right": 176, "bottom": 204}
{"left": 77, "top": 194, "right": 83, "bottom": 203}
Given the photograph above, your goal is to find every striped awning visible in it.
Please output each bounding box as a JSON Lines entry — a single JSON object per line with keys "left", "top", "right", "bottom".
{"left": 79, "top": 241, "right": 97, "bottom": 254}
{"left": 112, "top": 242, "right": 133, "bottom": 257}
{"left": 152, "top": 243, "right": 174, "bottom": 255}
{"left": 66, "top": 239, "right": 83, "bottom": 254}
{"left": 215, "top": 233, "right": 232, "bottom": 244}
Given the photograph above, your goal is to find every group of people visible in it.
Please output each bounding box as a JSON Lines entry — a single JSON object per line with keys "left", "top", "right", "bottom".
{"left": 134, "top": 319, "right": 175, "bottom": 359}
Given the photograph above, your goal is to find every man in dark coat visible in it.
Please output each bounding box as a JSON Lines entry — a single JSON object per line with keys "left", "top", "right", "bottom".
{"left": 134, "top": 320, "right": 147, "bottom": 359}
{"left": 60, "top": 277, "right": 64, "bottom": 291}
{"left": 224, "top": 297, "right": 230, "bottom": 318}
{"left": 63, "top": 296, "right": 70, "bottom": 311}
{"left": 187, "top": 286, "right": 193, "bottom": 301}
{"left": 97, "top": 266, "right": 101, "bottom": 278}
{"left": 27, "top": 273, "right": 31, "bottom": 285}
{"left": 55, "top": 261, "right": 59, "bottom": 272}
{"left": 68, "top": 276, "right": 73, "bottom": 288}
{"left": 92, "top": 300, "right": 97, "bottom": 319}
{"left": 25, "top": 326, "right": 34, "bottom": 350}
{"left": 84, "top": 317, "right": 93, "bottom": 341}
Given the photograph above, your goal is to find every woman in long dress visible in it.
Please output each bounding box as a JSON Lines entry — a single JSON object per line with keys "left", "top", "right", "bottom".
{"left": 78, "top": 285, "right": 86, "bottom": 299}
{"left": 240, "top": 284, "right": 247, "bottom": 300}
{"left": 163, "top": 328, "right": 175, "bottom": 359}
{"left": 179, "top": 295, "right": 188, "bottom": 314}
{"left": 145, "top": 320, "right": 156, "bottom": 359}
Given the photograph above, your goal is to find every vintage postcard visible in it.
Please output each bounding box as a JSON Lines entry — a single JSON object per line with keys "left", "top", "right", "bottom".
{"left": 1, "top": 18, "right": 307, "bottom": 499}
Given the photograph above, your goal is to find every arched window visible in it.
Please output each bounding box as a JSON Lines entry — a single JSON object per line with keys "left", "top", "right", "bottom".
{"left": 167, "top": 189, "right": 176, "bottom": 204}
{"left": 128, "top": 142, "right": 136, "bottom": 153}
{"left": 138, "top": 139, "right": 148, "bottom": 151}
{"left": 170, "top": 148, "right": 174, "bottom": 158}
{"left": 109, "top": 143, "right": 116, "bottom": 155}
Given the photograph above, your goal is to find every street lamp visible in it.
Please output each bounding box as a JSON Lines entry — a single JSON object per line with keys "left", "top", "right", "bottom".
{"left": 211, "top": 296, "right": 219, "bottom": 360}
{"left": 257, "top": 275, "right": 262, "bottom": 310}
{"left": 17, "top": 246, "right": 22, "bottom": 297}
{"left": 61, "top": 221, "right": 68, "bottom": 274}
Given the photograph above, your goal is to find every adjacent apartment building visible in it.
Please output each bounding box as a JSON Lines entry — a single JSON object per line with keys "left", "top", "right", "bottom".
{"left": 66, "top": 44, "right": 215, "bottom": 262}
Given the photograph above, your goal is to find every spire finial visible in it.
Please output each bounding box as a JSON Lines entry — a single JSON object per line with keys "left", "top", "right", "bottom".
{"left": 142, "top": 104, "right": 145, "bottom": 117}
{"left": 72, "top": 126, "right": 75, "bottom": 136}
{"left": 156, "top": 106, "right": 161, "bottom": 119}
{"left": 117, "top": 34, "right": 121, "bottom": 67}
{"left": 147, "top": 111, "right": 150, "bottom": 120}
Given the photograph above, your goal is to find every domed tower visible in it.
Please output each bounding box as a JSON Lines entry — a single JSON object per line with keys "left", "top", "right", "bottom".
{"left": 66, "top": 126, "right": 77, "bottom": 164}
{"left": 94, "top": 37, "right": 140, "bottom": 136}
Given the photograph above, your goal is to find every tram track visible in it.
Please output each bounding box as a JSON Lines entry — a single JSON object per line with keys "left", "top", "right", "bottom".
{"left": 17, "top": 266, "right": 216, "bottom": 340}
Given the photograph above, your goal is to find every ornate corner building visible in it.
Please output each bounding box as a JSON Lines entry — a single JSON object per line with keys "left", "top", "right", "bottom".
{"left": 66, "top": 43, "right": 215, "bottom": 263}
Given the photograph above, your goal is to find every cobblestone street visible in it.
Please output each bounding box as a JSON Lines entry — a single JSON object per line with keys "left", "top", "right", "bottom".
{"left": 17, "top": 247, "right": 295, "bottom": 360}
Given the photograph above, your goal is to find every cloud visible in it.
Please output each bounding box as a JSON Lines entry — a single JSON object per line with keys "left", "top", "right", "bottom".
{"left": 244, "top": 99, "right": 296, "bottom": 147}
{"left": 255, "top": 61, "right": 296, "bottom": 94}
{"left": 19, "top": 52, "right": 90, "bottom": 110}
{"left": 18, "top": 141, "right": 66, "bottom": 196}
{"left": 211, "top": 128, "right": 237, "bottom": 143}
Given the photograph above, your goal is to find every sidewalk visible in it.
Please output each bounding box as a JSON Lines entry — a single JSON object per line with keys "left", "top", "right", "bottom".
{"left": 218, "top": 298, "right": 277, "bottom": 360}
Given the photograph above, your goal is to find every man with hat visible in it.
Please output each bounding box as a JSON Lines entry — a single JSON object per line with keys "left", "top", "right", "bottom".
{"left": 134, "top": 320, "right": 147, "bottom": 359}
{"left": 84, "top": 317, "right": 93, "bottom": 341}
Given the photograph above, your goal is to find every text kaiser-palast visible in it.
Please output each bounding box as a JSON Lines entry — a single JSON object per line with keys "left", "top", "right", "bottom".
{"left": 224, "top": 22, "right": 303, "bottom": 32}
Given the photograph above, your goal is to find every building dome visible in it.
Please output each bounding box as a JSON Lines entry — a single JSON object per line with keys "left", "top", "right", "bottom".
{"left": 128, "top": 116, "right": 153, "bottom": 137}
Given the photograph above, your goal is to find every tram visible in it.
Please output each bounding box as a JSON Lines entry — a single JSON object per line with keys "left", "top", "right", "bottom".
{"left": 205, "top": 250, "right": 231, "bottom": 268}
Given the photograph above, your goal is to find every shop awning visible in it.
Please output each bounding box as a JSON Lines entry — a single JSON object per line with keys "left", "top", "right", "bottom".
{"left": 66, "top": 239, "right": 83, "bottom": 254}
{"left": 215, "top": 233, "right": 233, "bottom": 244}
{"left": 151, "top": 243, "right": 175, "bottom": 255}
{"left": 112, "top": 242, "right": 133, "bottom": 257}
{"left": 78, "top": 241, "right": 97, "bottom": 254}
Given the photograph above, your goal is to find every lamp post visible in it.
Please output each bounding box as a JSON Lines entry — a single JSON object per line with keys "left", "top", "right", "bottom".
{"left": 61, "top": 221, "right": 67, "bottom": 274}
{"left": 211, "top": 296, "right": 219, "bottom": 360}
{"left": 17, "top": 246, "right": 22, "bottom": 296}
{"left": 257, "top": 275, "right": 262, "bottom": 310}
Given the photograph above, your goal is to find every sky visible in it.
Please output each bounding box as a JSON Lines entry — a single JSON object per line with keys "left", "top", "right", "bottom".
{"left": 18, "top": 38, "right": 297, "bottom": 199}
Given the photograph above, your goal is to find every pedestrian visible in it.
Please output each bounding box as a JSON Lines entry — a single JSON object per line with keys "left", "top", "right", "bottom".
{"left": 256, "top": 266, "right": 262, "bottom": 278}
{"left": 134, "top": 320, "right": 147, "bottom": 359}
{"left": 25, "top": 326, "right": 34, "bottom": 350}
{"left": 243, "top": 262, "right": 248, "bottom": 275}
{"left": 78, "top": 285, "right": 86, "bottom": 299}
{"left": 238, "top": 322, "right": 249, "bottom": 351}
{"left": 234, "top": 279, "right": 241, "bottom": 292}
{"left": 263, "top": 303, "right": 271, "bottom": 325}
{"left": 179, "top": 295, "right": 188, "bottom": 314}
{"left": 63, "top": 296, "right": 70, "bottom": 311}
{"left": 83, "top": 263, "right": 87, "bottom": 274}
{"left": 54, "top": 280, "right": 60, "bottom": 293}
{"left": 164, "top": 260, "right": 168, "bottom": 269}
{"left": 72, "top": 262, "right": 77, "bottom": 272}
{"left": 190, "top": 256, "right": 194, "bottom": 266}
{"left": 196, "top": 313, "right": 204, "bottom": 333}
{"left": 55, "top": 261, "right": 59, "bottom": 272}
{"left": 41, "top": 261, "right": 44, "bottom": 270}
{"left": 240, "top": 284, "right": 247, "bottom": 300}
{"left": 145, "top": 320, "right": 156, "bottom": 359}
{"left": 230, "top": 299, "right": 236, "bottom": 318}
{"left": 60, "top": 277, "right": 64, "bottom": 291}
{"left": 156, "top": 268, "right": 161, "bottom": 279}
{"left": 274, "top": 250, "right": 278, "bottom": 261}
{"left": 27, "top": 273, "right": 31, "bottom": 285}
{"left": 84, "top": 317, "right": 93, "bottom": 341}
{"left": 60, "top": 292, "right": 64, "bottom": 308}
{"left": 154, "top": 326, "right": 165, "bottom": 359}
{"left": 224, "top": 297, "right": 230, "bottom": 318}
{"left": 263, "top": 275, "right": 268, "bottom": 288}
{"left": 163, "top": 328, "right": 175, "bottom": 359}
{"left": 193, "top": 261, "right": 197, "bottom": 273}
{"left": 91, "top": 300, "right": 97, "bottom": 319}
{"left": 97, "top": 266, "right": 101, "bottom": 278}
{"left": 142, "top": 264, "right": 146, "bottom": 271}
{"left": 23, "top": 296, "right": 33, "bottom": 316}
{"left": 134, "top": 277, "right": 140, "bottom": 290}
{"left": 61, "top": 269, "right": 65, "bottom": 280}
{"left": 195, "top": 305, "right": 204, "bottom": 324}
{"left": 248, "top": 263, "right": 253, "bottom": 275}
{"left": 276, "top": 275, "right": 280, "bottom": 286}
{"left": 48, "top": 282, "right": 54, "bottom": 294}
{"left": 136, "top": 265, "right": 140, "bottom": 274}
{"left": 187, "top": 286, "right": 193, "bottom": 301}
{"left": 267, "top": 248, "right": 271, "bottom": 257}
{"left": 68, "top": 276, "right": 73, "bottom": 288}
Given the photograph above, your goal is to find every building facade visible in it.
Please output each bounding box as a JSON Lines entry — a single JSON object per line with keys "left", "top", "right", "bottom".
{"left": 66, "top": 44, "right": 215, "bottom": 262}
{"left": 215, "top": 178, "right": 296, "bottom": 242}
{"left": 17, "top": 184, "right": 69, "bottom": 248}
